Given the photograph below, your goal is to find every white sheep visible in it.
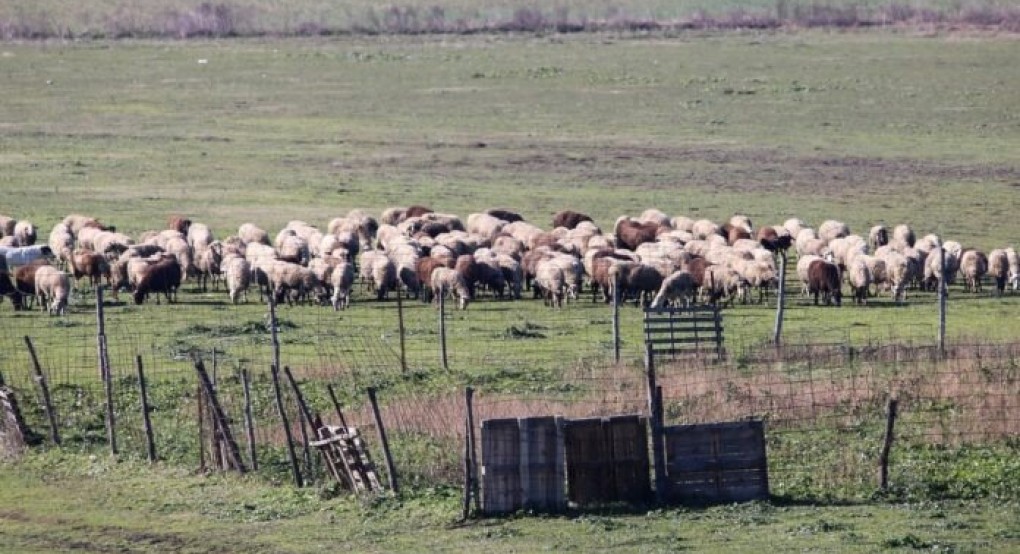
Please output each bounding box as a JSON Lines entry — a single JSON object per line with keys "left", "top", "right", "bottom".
{"left": 34, "top": 265, "right": 70, "bottom": 316}
{"left": 187, "top": 223, "right": 214, "bottom": 253}
{"left": 223, "top": 255, "right": 251, "bottom": 304}
{"left": 359, "top": 250, "right": 397, "bottom": 300}
{"left": 818, "top": 220, "right": 850, "bottom": 243}
{"left": 534, "top": 260, "right": 566, "bottom": 308}
{"left": 238, "top": 223, "right": 270, "bottom": 246}
{"left": 639, "top": 209, "right": 671, "bottom": 228}
{"left": 846, "top": 256, "right": 871, "bottom": 305}
{"left": 959, "top": 250, "right": 988, "bottom": 293}
{"left": 650, "top": 270, "right": 695, "bottom": 308}
{"left": 988, "top": 248, "right": 1009, "bottom": 295}
{"left": 330, "top": 260, "right": 355, "bottom": 310}
{"left": 466, "top": 213, "right": 506, "bottom": 241}
{"left": 783, "top": 218, "right": 810, "bottom": 241}
{"left": 14, "top": 220, "right": 37, "bottom": 246}
{"left": 430, "top": 267, "right": 470, "bottom": 310}
{"left": 892, "top": 224, "right": 916, "bottom": 248}
{"left": 691, "top": 219, "right": 720, "bottom": 240}
{"left": 1006, "top": 247, "right": 1019, "bottom": 291}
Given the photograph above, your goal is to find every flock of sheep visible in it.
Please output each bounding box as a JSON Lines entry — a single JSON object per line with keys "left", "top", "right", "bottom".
{"left": 1, "top": 207, "right": 1018, "bottom": 317}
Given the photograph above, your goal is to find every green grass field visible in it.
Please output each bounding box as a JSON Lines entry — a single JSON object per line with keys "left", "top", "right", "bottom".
{"left": 2, "top": 25, "right": 1020, "bottom": 553}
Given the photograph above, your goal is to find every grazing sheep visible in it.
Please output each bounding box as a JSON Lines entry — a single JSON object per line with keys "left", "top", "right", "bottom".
{"left": 988, "top": 249, "right": 1009, "bottom": 295}
{"left": 133, "top": 256, "right": 182, "bottom": 305}
{"left": 639, "top": 209, "right": 671, "bottom": 228}
{"left": 796, "top": 255, "right": 823, "bottom": 298}
{"left": 69, "top": 249, "right": 110, "bottom": 290}
{"left": 34, "top": 266, "right": 70, "bottom": 315}
{"left": 61, "top": 214, "right": 115, "bottom": 236}
{"left": 222, "top": 256, "right": 251, "bottom": 304}
{"left": 466, "top": 213, "right": 506, "bottom": 242}
{"left": 276, "top": 234, "right": 310, "bottom": 266}
{"left": 728, "top": 215, "right": 753, "bottom": 234}
{"left": 868, "top": 225, "right": 889, "bottom": 251}
{"left": 783, "top": 218, "right": 809, "bottom": 241}
{"left": 702, "top": 265, "right": 746, "bottom": 307}
{"left": 534, "top": 260, "right": 566, "bottom": 308}
{"left": 167, "top": 215, "right": 192, "bottom": 235}
{"left": 187, "top": 223, "right": 214, "bottom": 252}
{"left": 430, "top": 267, "right": 471, "bottom": 310}
{"left": 405, "top": 205, "right": 434, "bottom": 219}
{"left": 892, "top": 224, "right": 916, "bottom": 248}
{"left": 359, "top": 251, "right": 398, "bottom": 300}
{"left": 691, "top": 219, "right": 721, "bottom": 240}
{"left": 757, "top": 226, "right": 792, "bottom": 253}
{"left": 614, "top": 217, "right": 661, "bottom": 251}
{"left": 195, "top": 243, "right": 223, "bottom": 292}
{"left": 48, "top": 225, "right": 74, "bottom": 269}
{"left": 0, "top": 216, "right": 15, "bottom": 237}
{"left": 649, "top": 270, "right": 695, "bottom": 308}
{"left": 882, "top": 251, "right": 910, "bottom": 304}
{"left": 846, "top": 256, "right": 871, "bottom": 305}
{"left": 330, "top": 261, "right": 355, "bottom": 311}
{"left": 807, "top": 259, "right": 842, "bottom": 306}
{"left": 1006, "top": 248, "right": 1019, "bottom": 291}
{"left": 485, "top": 208, "right": 525, "bottom": 223}
{"left": 415, "top": 257, "right": 449, "bottom": 303}
{"left": 267, "top": 261, "right": 323, "bottom": 306}
{"left": 552, "top": 210, "right": 594, "bottom": 230}
{"left": 381, "top": 206, "right": 408, "bottom": 226}
{"left": 13, "top": 220, "right": 37, "bottom": 246}
{"left": 818, "top": 220, "right": 850, "bottom": 243}
{"left": 454, "top": 254, "right": 480, "bottom": 299}
{"left": 959, "top": 249, "right": 988, "bottom": 293}
{"left": 163, "top": 236, "right": 195, "bottom": 281}
{"left": 238, "top": 223, "right": 271, "bottom": 246}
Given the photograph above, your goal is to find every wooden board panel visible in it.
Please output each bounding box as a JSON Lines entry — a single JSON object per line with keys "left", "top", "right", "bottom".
{"left": 481, "top": 418, "right": 521, "bottom": 514}
{"left": 663, "top": 420, "right": 768, "bottom": 504}
{"left": 519, "top": 416, "right": 566, "bottom": 512}
{"left": 564, "top": 417, "right": 613, "bottom": 505}
{"left": 607, "top": 415, "right": 651, "bottom": 504}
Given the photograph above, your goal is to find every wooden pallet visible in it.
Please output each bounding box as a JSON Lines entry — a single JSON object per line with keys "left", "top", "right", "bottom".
{"left": 311, "top": 425, "right": 383, "bottom": 493}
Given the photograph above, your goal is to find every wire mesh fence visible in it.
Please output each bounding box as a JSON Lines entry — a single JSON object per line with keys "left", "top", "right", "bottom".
{"left": 0, "top": 284, "right": 1017, "bottom": 504}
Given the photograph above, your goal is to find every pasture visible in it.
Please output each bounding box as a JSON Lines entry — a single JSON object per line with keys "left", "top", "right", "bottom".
{"left": 2, "top": 27, "right": 1019, "bottom": 553}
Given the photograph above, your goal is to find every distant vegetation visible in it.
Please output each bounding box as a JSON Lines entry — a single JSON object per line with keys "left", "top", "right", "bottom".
{"left": 2, "top": 0, "right": 1019, "bottom": 39}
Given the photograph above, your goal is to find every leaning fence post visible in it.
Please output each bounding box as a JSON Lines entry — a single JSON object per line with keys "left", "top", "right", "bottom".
{"left": 271, "top": 364, "right": 303, "bottom": 488}
{"left": 240, "top": 368, "right": 258, "bottom": 471}
{"left": 283, "top": 366, "right": 316, "bottom": 480}
{"left": 368, "top": 387, "right": 399, "bottom": 493}
{"left": 462, "top": 386, "right": 478, "bottom": 520}
{"left": 326, "top": 384, "right": 349, "bottom": 429}
{"left": 135, "top": 355, "right": 156, "bottom": 463}
{"left": 879, "top": 397, "right": 899, "bottom": 491}
{"left": 24, "top": 336, "right": 60, "bottom": 446}
{"left": 773, "top": 250, "right": 787, "bottom": 346}
{"left": 439, "top": 291, "right": 449, "bottom": 370}
{"left": 268, "top": 296, "right": 281, "bottom": 380}
{"left": 194, "top": 358, "right": 246, "bottom": 473}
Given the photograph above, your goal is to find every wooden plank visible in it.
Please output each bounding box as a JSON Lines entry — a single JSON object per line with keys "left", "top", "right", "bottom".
{"left": 481, "top": 418, "right": 521, "bottom": 514}
{"left": 663, "top": 420, "right": 768, "bottom": 504}
{"left": 607, "top": 415, "right": 651, "bottom": 504}
{"left": 646, "top": 335, "right": 725, "bottom": 345}
{"left": 564, "top": 418, "right": 612, "bottom": 505}
{"left": 519, "top": 416, "right": 565, "bottom": 512}
{"left": 644, "top": 306, "right": 719, "bottom": 315}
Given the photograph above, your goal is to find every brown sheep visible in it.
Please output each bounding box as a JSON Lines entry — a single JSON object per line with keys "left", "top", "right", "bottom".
{"left": 454, "top": 255, "right": 480, "bottom": 299}
{"left": 13, "top": 259, "right": 51, "bottom": 310}
{"left": 723, "top": 224, "right": 751, "bottom": 245}
{"left": 167, "top": 215, "right": 192, "bottom": 235}
{"left": 756, "top": 226, "right": 793, "bottom": 253}
{"left": 552, "top": 210, "right": 594, "bottom": 230}
{"left": 807, "top": 259, "right": 842, "bottom": 306}
{"left": 133, "top": 256, "right": 182, "bottom": 305}
{"left": 70, "top": 249, "right": 111, "bottom": 290}
{"left": 485, "top": 208, "right": 525, "bottom": 223}
{"left": 404, "top": 205, "right": 434, "bottom": 218}
{"left": 614, "top": 217, "right": 661, "bottom": 251}
{"left": 0, "top": 269, "right": 19, "bottom": 308}
{"left": 416, "top": 257, "right": 450, "bottom": 303}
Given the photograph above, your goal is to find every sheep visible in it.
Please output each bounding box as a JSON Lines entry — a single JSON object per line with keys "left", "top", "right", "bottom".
{"left": 757, "top": 226, "right": 792, "bottom": 253}
{"left": 194, "top": 243, "right": 223, "bottom": 292}
{"left": 959, "top": 249, "right": 988, "bottom": 293}
{"left": 0, "top": 236, "right": 19, "bottom": 247}
{"left": 818, "top": 220, "right": 850, "bottom": 243}
{"left": 614, "top": 217, "right": 660, "bottom": 251}
{"left": 238, "top": 223, "right": 271, "bottom": 246}
{"left": 639, "top": 209, "right": 671, "bottom": 228}
{"left": 91, "top": 231, "right": 134, "bottom": 260}
{"left": 868, "top": 225, "right": 889, "bottom": 251}
{"left": 1006, "top": 248, "right": 1020, "bottom": 291}
{"left": 730, "top": 258, "right": 778, "bottom": 304}
{"left": 405, "top": 205, "right": 434, "bottom": 219}
{"left": 454, "top": 254, "right": 480, "bottom": 299}
{"left": 0, "top": 268, "right": 18, "bottom": 308}
{"left": 133, "top": 256, "right": 182, "bottom": 305}
{"left": 276, "top": 234, "right": 310, "bottom": 266}
{"left": 620, "top": 263, "right": 664, "bottom": 307}
{"left": 796, "top": 254, "right": 823, "bottom": 298}
{"left": 381, "top": 206, "right": 408, "bottom": 226}
{"left": 163, "top": 236, "right": 194, "bottom": 281}
{"left": 48, "top": 224, "right": 74, "bottom": 269}
{"left": 359, "top": 251, "right": 398, "bottom": 300}
{"left": 783, "top": 218, "right": 810, "bottom": 241}
{"left": 222, "top": 256, "right": 251, "bottom": 304}
{"left": 797, "top": 237, "right": 830, "bottom": 259}
{"left": 806, "top": 259, "right": 842, "bottom": 306}
{"left": 69, "top": 249, "right": 110, "bottom": 290}
{"left": 534, "top": 260, "right": 566, "bottom": 308}
{"left": 34, "top": 266, "right": 70, "bottom": 315}
{"left": 552, "top": 210, "right": 594, "bottom": 230}
{"left": 691, "top": 219, "right": 721, "bottom": 240}
{"left": 703, "top": 264, "right": 746, "bottom": 307}
{"left": 892, "top": 224, "right": 916, "bottom": 248}
{"left": 430, "top": 267, "right": 471, "bottom": 310}
{"left": 266, "top": 261, "right": 323, "bottom": 306}
{"left": 330, "top": 260, "right": 355, "bottom": 310}
{"left": 728, "top": 215, "right": 753, "bottom": 234}
{"left": 0, "top": 215, "right": 15, "bottom": 237}
{"left": 485, "top": 208, "right": 525, "bottom": 223}
{"left": 466, "top": 213, "right": 506, "bottom": 241}
{"left": 167, "top": 215, "right": 192, "bottom": 235}
{"left": 495, "top": 254, "right": 523, "bottom": 299}
{"left": 415, "top": 257, "right": 449, "bottom": 303}
{"left": 12, "top": 259, "right": 51, "bottom": 310}
{"left": 881, "top": 251, "right": 910, "bottom": 304}
{"left": 649, "top": 270, "right": 695, "bottom": 308}
{"left": 187, "top": 223, "right": 214, "bottom": 252}
{"left": 988, "top": 249, "right": 1009, "bottom": 295}
{"left": 492, "top": 235, "right": 526, "bottom": 259}
{"left": 846, "top": 256, "right": 871, "bottom": 305}
{"left": 724, "top": 224, "right": 751, "bottom": 245}
{"left": 12, "top": 220, "right": 37, "bottom": 246}
{"left": 671, "top": 216, "right": 695, "bottom": 232}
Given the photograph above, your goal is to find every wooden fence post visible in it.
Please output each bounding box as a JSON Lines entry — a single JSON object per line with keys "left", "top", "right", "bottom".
{"left": 240, "top": 368, "right": 258, "bottom": 471}
{"left": 938, "top": 241, "right": 947, "bottom": 357}
{"left": 439, "top": 292, "right": 449, "bottom": 370}
{"left": 773, "top": 250, "right": 787, "bottom": 346}
{"left": 271, "top": 364, "right": 303, "bottom": 488}
{"left": 462, "top": 386, "right": 478, "bottom": 519}
{"left": 326, "top": 384, "right": 349, "bottom": 429}
{"left": 397, "top": 291, "right": 408, "bottom": 373}
{"left": 194, "top": 358, "right": 246, "bottom": 473}
{"left": 197, "top": 381, "right": 206, "bottom": 471}
{"left": 135, "top": 355, "right": 156, "bottom": 463}
{"left": 612, "top": 272, "right": 621, "bottom": 363}
{"left": 283, "top": 366, "right": 316, "bottom": 479}
{"left": 879, "top": 397, "right": 899, "bottom": 491}
{"left": 645, "top": 343, "right": 667, "bottom": 503}
{"left": 95, "top": 286, "right": 106, "bottom": 380}
{"left": 268, "top": 295, "right": 281, "bottom": 380}
{"left": 24, "top": 336, "right": 60, "bottom": 446}
{"left": 367, "top": 387, "right": 399, "bottom": 493}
